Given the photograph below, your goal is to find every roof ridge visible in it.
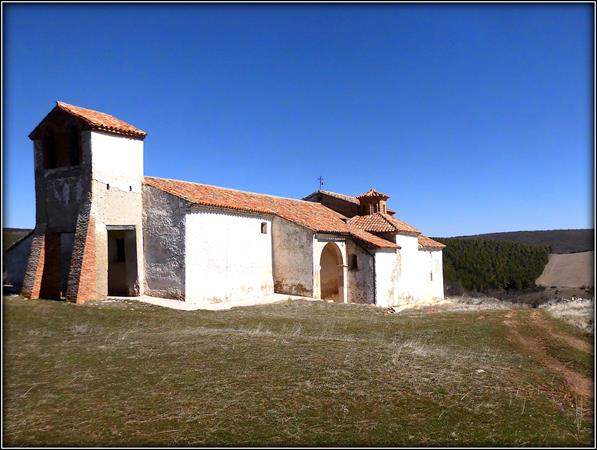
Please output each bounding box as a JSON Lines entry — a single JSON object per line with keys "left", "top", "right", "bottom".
{"left": 319, "top": 189, "right": 359, "bottom": 200}
{"left": 55, "top": 101, "right": 96, "bottom": 126}
{"left": 51, "top": 101, "right": 147, "bottom": 138}
{"left": 144, "top": 176, "right": 338, "bottom": 208}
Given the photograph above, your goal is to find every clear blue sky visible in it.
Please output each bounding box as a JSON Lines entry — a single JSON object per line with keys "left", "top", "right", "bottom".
{"left": 3, "top": 4, "right": 593, "bottom": 236}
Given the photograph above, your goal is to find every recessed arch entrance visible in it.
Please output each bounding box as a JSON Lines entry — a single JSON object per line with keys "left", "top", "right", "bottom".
{"left": 319, "top": 241, "right": 345, "bottom": 302}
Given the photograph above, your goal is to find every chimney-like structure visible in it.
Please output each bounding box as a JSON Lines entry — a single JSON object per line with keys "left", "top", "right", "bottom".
{"left": 356, "top": 188, "right": 390, "bottom": 215}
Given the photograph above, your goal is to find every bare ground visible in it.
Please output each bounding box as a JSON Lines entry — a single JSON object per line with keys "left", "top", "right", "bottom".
{"left": 536, "top": 251, "right": 594, "bottom": 288}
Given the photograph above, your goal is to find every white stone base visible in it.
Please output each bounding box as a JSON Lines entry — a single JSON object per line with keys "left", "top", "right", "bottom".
{"left": 108, "top": 293, "right": 312, "bottom": 311}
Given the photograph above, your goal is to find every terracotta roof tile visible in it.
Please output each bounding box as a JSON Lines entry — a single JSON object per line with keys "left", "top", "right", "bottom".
{"left": 53, "top": 102, "right": 146, "bottom": 139}
{"left": 347, "top": 212, "right": 420, "bottom": 235}
{"left": 317, "top": 190, "right": 360, "bottom": 205}
{"left": 357, "top": 188, "right": 390, "bottom": 200}
{"left": 418, "top": 235, "right": 446, "bottom": 250}
{"left": 144, "top": 176, "right": 398, "bottom": 249}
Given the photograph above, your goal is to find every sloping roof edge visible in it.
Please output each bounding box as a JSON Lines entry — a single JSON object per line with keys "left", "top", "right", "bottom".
{"left": 29, "top": 101, "right": 147, "bottom": 140}
{"left": 144, "top": 176, "right": 398, "bottom": 249}
{"left": 418, "top": 235, "right": 446, "bottom": 250}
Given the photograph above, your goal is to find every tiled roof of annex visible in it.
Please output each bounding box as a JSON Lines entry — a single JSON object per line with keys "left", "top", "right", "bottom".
{"left": 417, "top": 235, "right": 446, "bottom": 250}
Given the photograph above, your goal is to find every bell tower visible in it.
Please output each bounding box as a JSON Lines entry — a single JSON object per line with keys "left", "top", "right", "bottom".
{"left": 22, "top": 101, "right": 147, "bottom": 303}
{"left": 356, "top": 188, "right": 390, "bottom": 215}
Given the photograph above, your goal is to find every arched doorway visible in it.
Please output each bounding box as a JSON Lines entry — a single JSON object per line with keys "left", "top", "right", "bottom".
{"left": 319, "top": 242, "right": 344, "bottom": 302}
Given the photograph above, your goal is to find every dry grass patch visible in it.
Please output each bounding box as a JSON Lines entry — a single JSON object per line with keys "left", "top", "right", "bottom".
{"left": 3, "top": 296, "right": 593, "bottom": 446}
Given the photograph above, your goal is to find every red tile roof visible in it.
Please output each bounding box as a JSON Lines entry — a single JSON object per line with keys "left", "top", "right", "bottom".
{"left": 418, "top": 235, "right": 446, "bottom": 250}
{"left": 144, "top": 176, "right": 398, "bottom": 249}
{"left": 347, "top": 212, "right": 420, "bottom": 235}
{"left": 357, "top": 188, "right": 390, "bottom": 200}
{"left": 32, "top": 101, "right": 147, "bottom": 139}
{"left": 317, "top": 190, "right": 360, "bottom": 205}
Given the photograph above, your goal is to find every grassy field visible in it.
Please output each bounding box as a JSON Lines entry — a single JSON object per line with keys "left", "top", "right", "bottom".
{"left": 2, "top": 295, "right": 593, "bottom": 446}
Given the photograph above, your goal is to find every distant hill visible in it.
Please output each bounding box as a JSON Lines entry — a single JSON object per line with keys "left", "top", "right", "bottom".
{"left": 3, "top": 228, "right": 33, "bottom": 251}
{"left": 433, "top": 238, "right": 550, "bottom": 293}
{"left": 444, "top": 229, "right": 594, "bottom": 254}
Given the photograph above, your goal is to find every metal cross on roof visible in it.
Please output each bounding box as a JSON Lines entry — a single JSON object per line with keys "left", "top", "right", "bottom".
{"left": 317, "top": 176, "right": 324, "bottom": 190}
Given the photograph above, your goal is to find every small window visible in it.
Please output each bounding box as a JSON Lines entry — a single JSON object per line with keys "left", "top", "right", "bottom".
{"left": 261, "top": 222, "right": 267, "bottom": 234}
{"left": 115, "top": 238, "right": 126, "bottom": 262}
{"left": 349, "top": 254, "right": 358, "bottom": 270}
{"left": 430, "top": 271, "right": 433, "bottom": 281}
{"left": 107, "top": 183, "right": 110, "bottom": 190}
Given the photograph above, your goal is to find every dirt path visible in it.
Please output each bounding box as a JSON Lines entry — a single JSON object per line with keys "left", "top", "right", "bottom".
{"left": 529, "top": 310, "right": 591, "bottom": 354}
{"left": 503, "top": 310, "right": 592, "bottom": 399}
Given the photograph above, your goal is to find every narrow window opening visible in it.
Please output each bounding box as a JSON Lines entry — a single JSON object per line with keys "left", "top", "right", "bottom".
{"left": 115, "top": 238, "right": 126, "bottom": 262}
{"left": 129, "top": 185, "right": 132, "bottom": 191}
{"left": 107, "top": 183, "right": 110, "bottom": 190}
{"left": 43, "top": 134, "right": 57, "bottom": 169}
{"left": 349, "top": 254, "right": 358, "bottom": 270}
{"left": 68, "top": 128, "right": 81, "bottom": 166}
{"left": 260, "top": 222, "right": 267, "bottom": 234}
{"left": 430, "top": 271, "right": 433, "bottom": 281}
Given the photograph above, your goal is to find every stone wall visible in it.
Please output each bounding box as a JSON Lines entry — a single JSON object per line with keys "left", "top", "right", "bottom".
{"left": 142, "top": 184, "right": 187, "bottom": 299}
{"left": 272, "top": 217, "right": 314, "bottom": 296}
{"left": 346, "top": 239, "right": 375, "bottom": 304}
{"left": 23, "top": 131, "right": 93, "bottom": 302}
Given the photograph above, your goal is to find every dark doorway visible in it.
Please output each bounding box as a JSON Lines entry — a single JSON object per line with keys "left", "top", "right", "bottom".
{"left": 39, "top": 231, "right": 74, "bottom": 300}
{"left": 320, "top": 242, "right": 343, "bottom": 302}
{"left": 107, "top": 228, "right": 138, "bottom": 296}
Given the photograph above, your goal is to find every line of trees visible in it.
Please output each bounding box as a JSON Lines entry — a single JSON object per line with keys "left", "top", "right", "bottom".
{"left": 433, "top": 238, "right": 550, "bottom": 293}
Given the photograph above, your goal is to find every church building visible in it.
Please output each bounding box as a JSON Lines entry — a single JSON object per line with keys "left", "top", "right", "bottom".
{"left": 5, "top": 102, "right": 445, "bottom": 308}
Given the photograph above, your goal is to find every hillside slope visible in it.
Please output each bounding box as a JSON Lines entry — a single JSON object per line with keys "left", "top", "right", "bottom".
{"left": 448, "top": 229, "right": 593, "bottom": 254}
{"left": 536, "top": 251, "right": 593, "bottom": 288}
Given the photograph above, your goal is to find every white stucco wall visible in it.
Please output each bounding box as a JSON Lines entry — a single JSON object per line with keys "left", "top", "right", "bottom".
{"left": 89, "top": 131, "right": 145, "bottom": 297}
{"left": 185, "top": 207, "right": 274, "bottom": 304}
{"left": 394, "top": 234, "right": 420, "bottom": 301}
{"left": 375, "top": 234, "right": 444, "bottom": 307}
{"left": 374, "top": 249, "right": 400, "bottom": 308}
{"left": 430, "top": 250, "right": 444, "bottom": 299}
{"left": 90, "top": 131, "right": 144, "bottom": 192}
